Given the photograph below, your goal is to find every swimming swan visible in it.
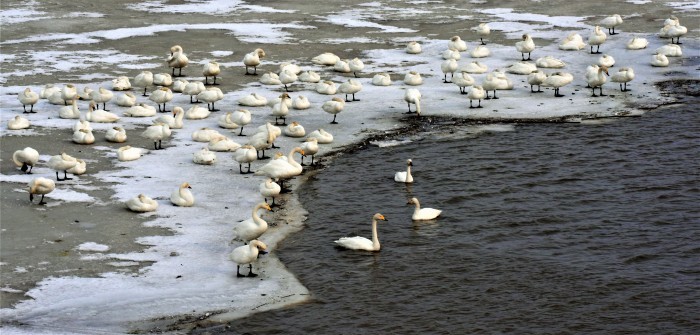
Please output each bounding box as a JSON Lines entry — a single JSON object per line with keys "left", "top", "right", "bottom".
{"left": 407, "top": 197, "right": 442, "bottom": 221}
{"left": 230, "top": 240, "right": 268, "bottom": 277}
{"left": 394, "top": 159, "right": 414, "bottom": 183}
{"left": 334, "top": 213, "right": 388, "bottom": 252}
{"left": 170, "top": 182, "right": 194, "bottom": 207}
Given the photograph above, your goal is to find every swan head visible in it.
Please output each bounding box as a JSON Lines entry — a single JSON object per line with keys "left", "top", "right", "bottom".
{"left": 280, "top": 93, "right": 291, "bottom": 99}
{"left": 373, "top": 213, "right": 388, "bottom": 222}
{"left": 522, "top": 34, "right": 529, "bottom": 40}
{"left": 450, "top": 36, "right": 460, "bottom": 41}
{"left": 331, "top": 97, "right": 344, "bottom": 103}
{"left": 406, "top": 159, "right": 413, "bottom": 166}
{"left": 600, "top": 66, "right": 609, "bottom": 75}
{"left": 181, "top": 182, "right": 192, "bottom": 189}
{"left": 261, "top": 203, "right": 272, "bottom": 211}
{"left": 170, "top": 45, "right": 183, "bottom": 54}
{"left": 407, "top": 197, "right": 419, "bottom": 205}
{"left": 255, "top": 48, "right": 266, "bottom": 58}
{"left": 250, "top": 240, "right": 268, "bottom": 253}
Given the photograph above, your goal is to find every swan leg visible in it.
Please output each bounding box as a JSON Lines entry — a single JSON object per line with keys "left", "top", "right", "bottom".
{"left": 492, "top": 90, "right": 499, "bottom": 99}
{"left": 480, "top": 38, "right": 486, "bottom": 45}
{"left": 212, "top": 76, "right": 219, "bottom": 85}
{"left": 591, "top": 87, "right": 598, "bottom": 97}
{"left": 142, "top": 87, "right": 148, "bottom": 97}
{"left": 102, "top": 102, "right": 109, "bottom": 111}
{"left": 21, "top": 163, "right": 29, "bottom": 173}
{"left": 177, "top": 68, "right": 183, "bottom": 77}
{"left": 525, "top": 52, "right": 531, "bottom": 61}
{"left": 238, "top": 126, "right": 245, "bottom": 136}
{"left": 345, "top": 94, "right": 351, "bottom": 102}
{"left": 246, "top": 162, "right": 253, "bottom": 174}
{"left": 39, "top": 194, "right": 47, "bottom": 205}
{"left": 236, "top": 265, "right": 245, "bottom": 277}
{"left": 353, "top": 71, "right": 359, "bottom": 78}
{"left": 554, "top": 88, "right": 565, "bottom": 97}
{"left": 270, "top": 142, "right": 279, "bottom": 149}
{"left": 485, "top": 91, "right": 491, "bottom": 100}
{"left": 162, "top": 103, "right": 170, "bottom": 113}
{"left": 599, "top": 87, "right": 607, "bottom": 96}
{"left": 23, "top": 105, "right": 28, "bottom": 113}
{"left": 352, "top": 93, "right": 360, "bottom": 101}
{"left": 284, "top": 84, "right": 290, "bottom": 92}
{"left": 247, "top": 264, "right": 258, "bottom": 277}
{"left": 536, "top": 85, "right": 543, "bottom": 93}
{"left": 469, "top": 100, "right": 475, "bottom": 109}
{"left": 330, "top": 114, "right": 338, "bottom": 124}
{"left": 210, "top": 101, "right": 219, "bottom": 112}
{"left": 190, "top": 96, "right": 194, "bottom": 103}
{"left": 55, "top": 171, "right": 64, "bottom": 181}
{"left": 477, "top": 99, "right": 483, "bottom": 108}
{"left": 63, "top": 171, "right": 72, "bottom": 180}
{"left": 311, "top": 155, "right": 315, "bottom": 166}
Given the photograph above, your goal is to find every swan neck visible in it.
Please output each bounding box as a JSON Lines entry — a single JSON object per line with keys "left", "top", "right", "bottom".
{"left": 253, "top": 204, "right": 267, "bottom": 227}
{"left": 371, "top": 218, "right": 380, "bottom": 250}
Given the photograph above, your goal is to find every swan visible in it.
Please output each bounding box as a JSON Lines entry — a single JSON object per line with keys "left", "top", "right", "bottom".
{"left": 18, "top": 88, "right": 39, "bottom": 113}
{"left": 292, "top": 95, "right": 311, "bottom": 110}
{"left": 316, "top": 81, "right": 338, "bottom": 95}
{"left": 247, "top": 124, "right": 277, "bottom": 159}
{"left": 171, "top": 78, "right": 189, "bottom": 93}
{"left": 542, "top": 71, "right": 574, "bottom": 97}
{"left": 115, "top": 92, "right": 137, "bottom": 107}
{"left": 183, "top": 81, "right": 206, "bottom": 103}
{"left": 441, "top": 59, "right": 458, "bottom": 83}
{"left": 260, "top": 72, "right": 281, "bottom": 85}
{"left": 448, "top": 35, "right": 468, "bottom": 52}
{"left": 40, "top": 84, "right": 60, "bottom": 99}
{"left": 67, "top": 158, "right": 86, "bottom": 176}
{"left": 298, "top": 70, "right": 321, "bottom": 83}
{"left": 587, "top": 66, "right": 609, "bottom": 97}
{"left": 307, "top": 129, "right": 333, "bottom": 144}
{"left": 660, "top": 22, "right": 687, "bottom": 44}
{"left": 599, "top": 14, "right": 623, "bottom": 35}
{"left": 598, "top": 54, "right": 615, "bottom": 68}
{"left": 232, "top": 202, "right": 272, "bottom": 243}
{"left": 134, "top": 71, "right": 154, "bottom": 96}
{"left": 78, "top": 86, "right": 93, "bottom": 100}
{"left": 47, "top": 90, "right": 67, "bottom": 105}
{"left": 585, "top": 64, "right": 600, "bottom": 86}
{"left": 453, "top": 71, "right": 475, "bottom": 94}
{"left": 312, "top": 52, "right": 340, "bottom": 65}
{"left": 404, "top": 71, "right": 423, "bottom": 86}
{"left": 470, "top": 45, "right": 490, "bottom": 58}
{"left": 268, "top": 94, "right": 292, "bottom": 108}
{"left": 349, "top": 58, "right": 364, "bottom": 78}
{"left": 559, "top": 32, "right": 586, "bottom": 51}
{"left": 535, "top": 56, "right": 566, "bottom": 69}
{"left": 626, "top": 36, "right": 649, "bottom": 50}
{"left": 610, "top": 67, "right": 635, "bottom": 92}
{"left": 73, "top": 119, "right": 91, "bottom": 132}
{"left": 482, "top": 70, "right": 513, "bottom": 99}
{"left": 515, "top": 34, "right": 535, "bottom": 60}
{"left": 663, "top": 15, "right": 681, "bottom": 27}
{"left": 13, "top": 147, "right": 39, "bottom": 173}
{"left": 149, "top": 87, "right": 174, "bottom": 113}
{"left": 185, "top": 105, "right": 211, "bottom": 120}
{"left": 228, "top": 109, "right": 252, "bottom": 136}
{"left": 460, "top": 61, "right": 488, "bottom": 74}
{"left": 208, "top": 135, "right": 241, "bottom": 152}
{"left": 283, "top": 121, "right": 306, "bottom": 138}
{"left": 117, "top": 145, "right": 145, "bottom": 161}
{"left": 218, "top": 112, "right": 239, "bottom": 129}
{"left": 153, "top": 73, "right": 173, "bottom": 87}
{"left": 588, "top": 26, "right": 607, "bottom": 54}
{"left": 394, "top": 159, "right": 413, "bottom": 183}
{"left": 260, "top": 179, "right": 281, "bottom": 206}
{"left": 170, "top": 182, "right": 194, "bottom": 207}
{"left": 651, "top": 53, "right": 669, "bottom": 67}
{"left": 407, "top": 197, "right": 442, "bottom": 221}
{"left": 334, "top": 213, "right": 388, "bottom": 252}
{"left": 300, "top": 137, "right": 319, "bottom": 166}
{"left": 197, "top": 87, "right": 224, "bottom": 112}
{"left": 238, "top": 93, "right": 268, "bottom": 107}
{"left": 90, "top": 87, "right": 113, "bottom": 111}
{"left": 243, "top": 48, "right": 265, "bottom": 75}
{"left": 112, "top": 76, "right": 131, "bottom": 91}
{"left": 254, "top": 147, "right": 304, "bottom": 186}
{"left": 167, "top": 45, "right": 188, "bottom": 77}
{"left": 372, "top": 73, "right": 392, "bottom": 86}
{"left": 475, "top": 23, "right": 491, "bottom": 45}
{"left": 72, "top": 129, "right": 95, "bottom": 144}
{"left": 105, "top": 126, "right": 127, "bottom": 143}
{"left": 123, "top": 103, "right": 157, "bottom": 117}
{"left": 193, "top": 147, "right": 217, "bottom": 165}
{"left": 404, "top": 88, "right": 422, "bottom": 115}
{"left": 191, "top": 127, "right": 221, "bottom": 142}
{"left": 527, "top": 70, "right": 547, "bottom": 93}
{"left": 656, "top": 44, "right": 682, "bottom": 57}
{"left": 86, "top": 101, "right": 120, "bottom": 123}
{"left": 8, "top": 115, "right": 30, "bottom": 130}
{"left": 339, "top": 79, "right": 362, "bottom": 101}
{"left": 271, "top": 93, "right": 291, "bottom": 125}
{"left": 280, "top": 62, "right": 302, "bottom": 75}
{"left": 322, "top": 97, "right": 345, "bottom": 124}
{"left": 141, "top": 123, "right": 171, "bottom": 150}
{"left": 405, "top": 41, "right": 422, "bottom": 54}
{"left": 48, "top": 152, "right": 78, "bottom": 181}
{"left": 279, "top": 69, "right": 298, "bottom": 92}
{"left": 234, "top": 145, "right": 257, "bottom": 174}
{"left": 506, "top": 61, "right": 537, "bottom": 75}
{"left": 203, "top": 61, "right": 221, "bottom": 85}
{"left": 28, "top": 177, "right": 55, "bottom": 205}
{"left": 126, "top": 194, "right": 158, "bottom": 213}
{"left": 467, "top": 85, "right": 486, "bottom": 108}
{"left": 333, "top": 59, "right": 351, "bottom": 73}
{"left": 60, "top": 84, "right": 78, "bottom": 105}
{"left": 230, "top": 240, "right": 268, "bottom": 277}
{"left": 442, "top": 48, "right": 461, "bottom": 60}
{"left": 153, "top": 106, "right": 185, "bottom": 129}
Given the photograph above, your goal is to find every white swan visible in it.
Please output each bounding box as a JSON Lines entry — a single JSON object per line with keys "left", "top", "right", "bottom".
{"left": 333, "top": 59, "right": 351, "bottom": 73}
{"left": 448, "top": 35, "right": 468, "bottom": 52}
{"left": 535, "top": 56, "right": 566, "bottom": 69}
{"left": 197, "top": 87, "right": 224, "bottom": 112}
{"left": 167, "top": 45, "right": 189, "bottom": 77}
{"left": 587, "top": 66, "right": 609, "bottom": 97}
{"left": 372, "top": 73, "right": 392, "bottom": 86}
{"left": 349, "top": 58, "right": 364, "bottom": 78}
{"left": 298, "top": 71, "right": 321, "bottom": 83}
{"left": 404, "top": 88, "right": 422, "bottom": 115}
{"left": 280, "top": 62, "right": 302, "bottom": 75}
{"left": 126, "top": 194, "right": 158, "bottom": 212}
{"left": 115, "top": 92, "right": 137, "bottom": 107}
{"left": 407, "top": 197, "right": 442, "bottom": 221}
{"left": 18, "top": 88, "right": 39, "bottom": 113}
{"left": 149, "top": 87, "right": 174, "bottom": 113}
{"left": 141, "top": 123, "right": 171, "bottom": 150}
{"left": 394, "top": 159, "right": 414, "bottom": 183}
{"left": 559, "top": 32, "right": 586, "bottom": 51}
{"left": 90, "top": 87, "right": 114, "bottom": 111}
{"left": 660, "top": 20, "right": 687, "bottom": 44}
{"left": 307, "top": 129, "right": 333, "bottom": 144}
{"left": 171, "top": 78, "right": 189, "bottom": 93}
{"left": 203, "top": 61, "right": 221, "bottom": 85}
{"left": 191, "top": 127, "right": 221, "bottom": 142}
{"left": 86, "top": 101, "right": 120, "bottom": 123}
{"left": 260, "top": 179, "right": 281, "bottom": 206}
{"left": 134, "top": 71, "right": 153, "bottom": 96}
{"left": 112, "top": 76, "right": 131, "bottom": 91}
{"left": 651, "top": 53, "right": 669, "bottom": 67}
{"left": 183, "top": 81, "right": 206, "bottom": 103}
{"left": 153, "top": 73, "right": 173, "bottom": 87}
{"left": 260, "top": 72, "right": 281, "bottom": 85}
{"left": 588, "top": 26, "right": 607, "bottom": 54}
{"left": 47, "top": 89, "right": 67, "bottom": 105}
{"left": 441, "top": 59, "right": 458, "bottom": 83}
{"left": 453, "top": 71, "right": 475, "bottom": 94}
{"left": 247, "top": 124, "right": 277, "bottom": 159}
{"left": 292, "top": 95, "right": 311, "bottom": 110}
{"left": 185, "top": 105, "right": 211, "bottom": 120}
{"left": 599, "top": 14, "right": 623, "bottom": 35}
{"left": 470, "top": 45, "right": 490, "bottom": 58}
{"left": 283, "top": 121, "right": 305, "bottom": 138}
{"left": 8, "top": 115, "right": 30, "bottom": 130}
{"left": 232, "top": 202, "right": 272, "bottom": 242}
{"left": 254, "top": 147, "right": 304, "bottom": 185}
{"left": 117, "top": 145, "right": 145, "bottom": 161}
{"left": 77, "top": 86, "right": 93, "bottom": 101}
{"left": 339, "top": 79, "right": 363, "bottom": 101}
{"left": 515, "top": 34, "right": 535, "bottom": 60}
{"left": 316, "top": 81, "right": 337, "bottom": 95}
{"left": 404, "top": 71, "right": 423, "bottom": 86}
{"left": 467, "top": 85, "right": 486, "bottom": 108}
{"left": 271, "top": 93, "right": 291, "bottom": 125}
{"left": 482, "top": 70, "right": 513, "bottom": 99}
{"left": 170, "top": 182, "right": 194, "bottom": 207}
{"left": 234, "top": 145, "right": 257, "bottom": 174}
{"left": 40, "top": 84, "right": 60, "bottom": 99}
{"left": 208, "top": 135, "right": 241, "bottom": 152}
{"left": 66, "top": 158, "right": 86, "bottom": 176}
{"left": 527, "top": 70, "right": 547, "bottom": 93}
{"left": 334, "top": 213, "right": 388, "bottom": 251}
{"left": 28, "top": 177, "right": 55, "bottom": 205}
{"left": 193, "top": 147, "right": 217, "bottom": 165}
{"left": 656, "top": 44, "right": 682, "bottom": 57}
{"left": 73, "top": 119, "right": 91, "bottom": 132}
{"left": 238, "top": 93, "right": 268, "bottom": 107}
{"left": 153, "top": 106, "right": 184, "bottom": 129}
{"left": 230, "top": 240, "right": 268, "bottom": 277}
{"left": 72, "top": 128, "right": 95, "bottom": 145}
{"left": 610, "top": 67, "right": 635, "bottom": 92}
{"left": 322, "top": 97, "right": 345, "bottom": 124}
{"left": 229, "top": 109, "right": 252, "bottom": 136}
{"left": 312, "top": 52, "right": 340, "bottom": 65}
{"left": 300, "top": 137, "right": 319, "bottom": 166}
{"left": 60, "top": 84, "right": 78, "bottom": 106}
{"left": 13, "top": 147, "right": 39, "bottom": 173}
{"left": 626, "top": 36, "right": 649, "bottom": 50}
{"left": 218, "top": 112, "right": 239, "bottom": 129}
{"left": 460, "top": 61, "right": 488, "bottom": 74}
{"left": 279, "top": 69, "right": 298, "bottom": 92}
{"left": 48, "top": 152, "right": 78, "bottom": 181}
{"left": 475, "top": 23, "right": 491, "bottom": 45}
{"left": 506, "top": 61, "right": 537, "bottom": 75}
{"left": 405, "top": 41, "right": 422, "bottom": 54}
{"left": 598, "top": 54, "right": 615, "bottom": 68}
{"left": 542, "top": 71, "right": 574, "bottom": 97}
{"left": 442, "top": 48, "right": 461, "bottom": 60}
{"left": 243, "top": 48, "right": 265, "bottom": 75}
{"left": 105, "top": 126, "right": 127, "bottom": 143}
{"left": 58, "top": 98, "right": 81, "bottom": 119}
{"left": 123, "top": 103, "right": 157, "bottom": 117}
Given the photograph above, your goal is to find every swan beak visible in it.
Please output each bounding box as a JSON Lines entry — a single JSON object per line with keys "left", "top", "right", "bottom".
{"left": 259, "top": 250, "right": 269, "bottom": 255}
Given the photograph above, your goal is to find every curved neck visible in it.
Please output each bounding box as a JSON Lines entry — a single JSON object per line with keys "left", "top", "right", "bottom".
{"left": 371, "top": 218, "right": 380, "bottom": 250}
{"left": 287, "top": 149, "right": 301, "bottom": 167}
{"left": 253, "top": 204, "right": 267, "bottom": 228}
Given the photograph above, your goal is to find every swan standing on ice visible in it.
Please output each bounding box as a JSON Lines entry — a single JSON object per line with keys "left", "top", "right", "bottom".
{"left": 407, "top": 197, "right": 442, "bottom": 221}
{"left": 60, "top": 84, "right": 78, "bottom": 106}
{"left": 153, "top": 106, "right": 185, "bottom": 129}
{"left": 543, "top": 72, "right": 574, "bottom": 97}
{"left": 599, "top": 14, "right": 623, "bottom": 35}
{"left": 73, "top": 128, "right": 95, "bottom": 145}
{"left": 405, "top": 41, "right": 422, "bottom": 54}
{"left": 441, "top": 59, "right": 458, "bottom": 83}
{"left": 105, "top": 126, "right": 127, "bottom": 143}
{"left": 339, "top": 79, "right": 362, "bottom": 101}
{"left": 203, "top": 61, "right": 221, "bottom": 85}
{"left": 234, "top": 145, "right": 257, "bottom": 174}
{"left": 86, "top": 101, "right": 120, "bottom": 123}
{"left": 167, "top": 45, "right": 188, "bottom": 77}
{"left": 116, "top": 92, "right": 136, "bottom": 107}
{"left": 588, "top": 26, "right": 607, "bottom": 54}
{"left": 260, "top": 179, "right": 281, "bottom": 206}
{"left": 229, "top": 109, "right": 252, "bottom": 136}
{"left": 279, "top": 69, "right": 298, "bottom": 92}
{"left": 322, "top": 97, "right": 346, "bottom": 124}
{"left": 482, "top": 70, "right": 512, "bottom": 99}
{"left": 610, "top": 67, "right": 635, "bottom": 92}
{"left": 254, "top": 147, "right": 304, "bottom": 190}
{"left": 232, "top": 202, "right": 272, "bottom": 243}
{"left": 126, "top": 194, "right": 158, "bottom": 212}
{"left": 467, "top": 85, "right": 486, "bottom": 108}
{"left": 271, "top": 93, "right": 291, "bottom": 125}
{"left": 197, "top": 87, "right": 224, "bottom": 112}
{"left": 134, "top": 71, "right": 154, "bottom": 96}
{"left": 394, "top": 159, "right": 414, "bottom": 183}
{"left": 8, "top": 115, "right": 30, "bottom": 130}
{"left": 404, "top": 88, "right": 421, "bottom": 115}
{"left": 300, "top": 137, "right": 319, "bottom": 166}
{"left": 149, "top": 87, "right": 174, "bottom": 113}
{"left": 28, "top": 177, "right": 55, "bottom": 205}
{"left": 372, "top": 73, "right": 392, "bottom": 86}
{"left": 660, "top": 17, "right": 687, "bottom": 44}
{"left": 170, "top": 182, "right": 194, "bottom": 207}
{"left": 349, "top": 58, "right": 364, "bottom": 78}
{"left": 183, "top": 81, "right": 206, "bottom": 103}
{"left": 230, "top": 240, "right": 268, "bottom": 277}
{"left": 515, "top": 34, "right": 535, "bottom": 60}
{"left": 334, "top": 213, "right": 388, "bottom": 252}
{"left": 193, "top": 148, "right": 217, "bottom": 165}
{"left": 18, "top": 88, "right": 39, "bottom": 113}
{"left": 48, "top": 152, "right": 78, "bottom": 181}
{"left": 141, "top": 123, "right": 171, "bottom": 150}
{"left": 243, "top": 48, "right": 265, "bottom": 75}
{"left": 587, "top": 66, "right": 609, "bottom": 97}
{"left": 13, "top": 147, "right": 39, "bottom": 174}
{"left": 527, "top": 70, "right": 547, "bottom": 93}
{"left": 90, "top": 87, "right": 114, "bottom": 111}
{"left": 475, "top": 23, "right": 491, "bottom": 45}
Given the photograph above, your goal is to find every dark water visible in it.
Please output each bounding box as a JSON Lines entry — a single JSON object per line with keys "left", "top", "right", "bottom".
{"left": 201, "top": 103, "right": 700, "bottom": 334}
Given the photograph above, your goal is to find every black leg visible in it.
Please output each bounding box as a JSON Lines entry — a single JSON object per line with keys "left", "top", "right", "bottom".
{"left": 599, "top": 87, "right": 606, "bottom": 96}
{"left": 238, "top": 127, "right": 245, "bottom": 136}
{"left": 492, "top": 91, "right": 499, "bottom": 99}
{"left": 352, "top": 93, "right": 360, "bottom": 101}
{"left": 331, "top": 114, "right": 338, "bottom": 124}
{"left": 212, "top": 76, "right": 219, "bottom": 85}
{"left": 55, "top": 171, "right": 64, "bottom": 181}
{"left": 64, "top": 171, "right": 72, "bottom": 180}
{"left": 142, "top": 87, "right": 148, "bottom": 97}
{"left": 477, "top": 99, "right": 482, "bottom": 108}
{"left": 39, "top": 194, "right": 46, "bottom": 205}
{"left": 246, "top": 162, "right": 252, "bottom": 174}
{"left": 237, "top": 265, "right": 245, "bottom": 277}
{"left": 469, "top": 100, "right": 475, "bottom": 109}
{"left": 480, "top": 38, "right": 485, "bottom": 45}
{"left": 23, "top": 105, "right": 28, "bottom": 113}
{"left": 247, "top": 264, "right": 258, "bottom": 277}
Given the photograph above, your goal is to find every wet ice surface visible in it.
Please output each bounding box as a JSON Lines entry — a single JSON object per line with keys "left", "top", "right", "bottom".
{"left": 0, "top": 0, "right": 698, "bottom": 333}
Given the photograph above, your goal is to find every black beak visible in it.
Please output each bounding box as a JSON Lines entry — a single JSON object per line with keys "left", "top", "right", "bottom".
{"left": 259, "top": 250, "right": 269, "bottom": 255}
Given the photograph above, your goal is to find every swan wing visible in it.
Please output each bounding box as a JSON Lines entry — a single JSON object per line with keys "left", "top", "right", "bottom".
{"left": 394, "top": 171, "right": 407, "bottom": 182}
{"left": 414, "top": 208, "right": 443, "bottom": 220}
{"left": 334, "top": 236, "right": 375, "bottom": 251}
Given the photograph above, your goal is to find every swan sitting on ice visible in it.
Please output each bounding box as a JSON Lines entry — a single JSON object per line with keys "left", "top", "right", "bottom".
{"left": 28, "top": 177, "right": 55, "bottom": 205}
{"left": 656, "top": 44, "right": 682, "bottom": 57}
{"left": 13, "top": 147, "right": 39, "bottom": 174}
{"left": 111, "top": 76, "right": 131, "bottom": 91}
{"left": 506, "top": 61, "right": 537, "bottom": 75}
{"left": 448, "top": 36, "right": 468, "bottom": 52}
{"left": 191, "top": 127, "right": 221, "bottom": 142}
{"left": 260, "top": 72, "right": 281, "bottom": 85}
{"left": 460, "top": 61, "right": 488, "bottom": 74}
{"left": 230, "top": 240, "right": 268, "bottom": 277}
{"left": 312, "top": 52, "right": 340, "bottom": 65}
{"left": 298, "top": 71, "right": 321, "bottom": 83}
{"left": 18, "top": 88, "right": 39, "bottom": 113}
{"left": 394, "top": 159, "right": 414, "bottom": 183}
{"left": 105, "top": 126, "right": 127, "bottom": 143}
{"left": 651, "top": 53, "right": 669, "bottom": 67}
{"left": 86, "top": 101, "right": 120, "bottom": 123}
{"left": 470, "top": 45, "right": 490, "bottom": 58}
{"left": 185, "top": 105, "right": 211, "bottom": 120}
{"left": 8, "top": 115, "right": 30, "bottom": 130}
{"left": 405, "top": 41, "right": 422, "bottom": 54}
{"left": 232, "top": 202, "right": 272, "bottom": 243}
{"left": 626, "top": 36, "right": 648, "bottom": 50}
{"left": 238, "top": 93, "right": 268, "bottom": 107}
{"left": 307, "top": 129, "right": 333, "bottom": 144}
{"left": 153, "top": 106, "right": 184, "bottom": 129}
{"left": 283, "top": 121, "right": 306, "bottom": 138}
{"left": 153, "top": 73, "right": 173, "bottom": 87}
{"left": 123, "top": 103, "right": 157, "bottom": 117}
{"left": 292, "top": 95, "right": 311, "bottom": 110}
{"left": 193, "top": 148, "right": 217, "bottom": 165}
{"left": 316, "top": 81, "right": 337, "bottom": 95}
{"left": 404, "top": 71, "right": 423, "bottom": 86}
{"left": 171, "top": 78, "right": 188, "bottom": 93}
{"left": 208, "top": 135, "right": 241, "bottom": 152}
{"left": 126, "top": 194, "right": 158, "bottom": 212}
{"left": 117, "top": 145, "right": 145, "bottom": 162}
{"left": 372, "top": 73, "right": 392, "bottom": 86}
{"left": 535, "top": 56, "right": 565, "bottom": 69}
{"left": 559, "top": 33, "right": 586, "bottom": 51}
{"left": 407, "top": 197, "right": 442, "bottom": 221}
{"left": 597, "top": 54, "right": 615, "bottom": 68}
{"left": 334, "top": 213, "right": 388, "bottom": 252}
{"left": 116, "top": 92, "right": 137, "bottom": 107}
{"left": 170, "top": 182, "right": 194, "bottom": 207}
